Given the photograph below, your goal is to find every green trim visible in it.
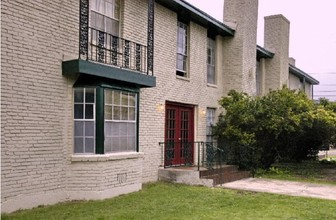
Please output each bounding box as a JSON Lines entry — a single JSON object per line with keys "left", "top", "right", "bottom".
{"left": 136, "top": 91, "right": 140, "bottom": 152}
{"left": 96, "top": 87, "right": 105, "bottom": 154}
{"left": 257, "top": 45, "right": 274, "bottom": 59}
{"left": 63, "top": 59, "right": 156, "bottom": 88}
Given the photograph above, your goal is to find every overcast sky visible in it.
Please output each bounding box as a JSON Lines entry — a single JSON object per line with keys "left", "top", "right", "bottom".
{"left": 184, "top": 0, "right": 336, "bottom": 101}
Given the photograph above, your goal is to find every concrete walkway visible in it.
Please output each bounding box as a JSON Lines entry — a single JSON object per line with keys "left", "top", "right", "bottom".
{"left": 220, "top": 178, "right": 336, "bottom": 201}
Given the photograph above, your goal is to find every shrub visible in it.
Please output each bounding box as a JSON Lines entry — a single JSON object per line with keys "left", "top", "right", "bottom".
{"left": 213, "top": 88, "right": 336, "bottom": 170}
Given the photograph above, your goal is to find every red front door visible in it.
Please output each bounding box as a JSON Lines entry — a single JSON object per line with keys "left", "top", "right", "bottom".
{"left": 165, "top": 102, "right": 194, "bottom": 167}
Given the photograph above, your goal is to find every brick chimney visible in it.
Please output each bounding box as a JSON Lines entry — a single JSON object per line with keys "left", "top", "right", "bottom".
{"left": 264, "top": 15, "right": 290, "bottom": 91}
{"left": 289, "top": 57, "right": 296, "bottom": 66}
{"left": 222, "top": 0, "right": 259, "bottom": 95}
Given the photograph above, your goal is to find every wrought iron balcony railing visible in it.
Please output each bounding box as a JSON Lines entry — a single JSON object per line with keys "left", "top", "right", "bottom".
{"left": 84, "top": 27, "right": 148, "bottom": 74}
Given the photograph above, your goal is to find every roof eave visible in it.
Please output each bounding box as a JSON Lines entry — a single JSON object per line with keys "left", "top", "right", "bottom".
{"left": 155, "top": 0, "right": 235, "bottom": 37}
{"left": 256, "top": 45, "right": 274, "bottom": 59}
{"left": 289, "top": 64, "right": 319, "bottom": 85}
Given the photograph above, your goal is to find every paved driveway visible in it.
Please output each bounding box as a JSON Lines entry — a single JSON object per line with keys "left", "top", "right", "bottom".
{"left": 319, "top": 149, "right": 336, "bottom": 158}
{"left": 220, "top": 178, "right": 336, "bottom": 201}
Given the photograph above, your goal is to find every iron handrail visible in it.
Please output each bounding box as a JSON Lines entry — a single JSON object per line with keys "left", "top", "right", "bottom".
{"left": 158, "top": 141, "right": 225, "bottom": 171}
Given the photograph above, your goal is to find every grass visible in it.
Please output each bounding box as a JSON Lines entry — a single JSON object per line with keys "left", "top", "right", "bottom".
{"left": 2, "top": 182, "right": 336, "bottom": 220}
{"left": 256, "top": 160, "right": 336, "bottom": 185}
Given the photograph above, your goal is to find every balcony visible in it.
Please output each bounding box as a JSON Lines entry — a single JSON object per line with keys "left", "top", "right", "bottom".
{"left": 86, "top": 27, "right": 149, "bottom": 75}
{"left": 62, "top": 0, "right": 155, "bottom": 88}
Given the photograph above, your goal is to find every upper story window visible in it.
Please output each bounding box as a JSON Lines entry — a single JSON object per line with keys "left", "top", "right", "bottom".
{"left": 176, "top": 21, "right": 188, "bottom": 77}
{"left": 207, "top": 38, "right": 216, "bottom": 84}
{"left": 90, "top": 0, "right": 120, "bottom": 37}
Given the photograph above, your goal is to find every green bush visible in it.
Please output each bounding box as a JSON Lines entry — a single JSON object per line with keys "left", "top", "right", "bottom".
{"left": 213, "top": 88, "right": 336, "bottom": 170}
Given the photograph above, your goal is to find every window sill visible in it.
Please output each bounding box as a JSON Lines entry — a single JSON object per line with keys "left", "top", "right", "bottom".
{"left": 71, "top": 152, "right": 144, "bottom": 162}
{"left": 207, "top": 83, "right": 218, "bottom": 88}
{"left": 176, "top": 75, "right": 190, "bottom": 82}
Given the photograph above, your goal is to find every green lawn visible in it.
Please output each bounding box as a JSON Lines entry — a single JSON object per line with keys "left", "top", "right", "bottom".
{"left": 2, "top": 182, "right": 336, "bottom": 220}
{"left": 256, "top": 160, "right": 336, "bottom": 185}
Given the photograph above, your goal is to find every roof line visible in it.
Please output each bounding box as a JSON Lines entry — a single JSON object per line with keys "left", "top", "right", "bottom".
{"left": 155, "top": 0, "right": 235, "bottom": 36}
{"left": 257, "top": 45, "right": 274, "bottom": 59}
{"left": 289, "top": 64, "right": 319, "bottom": 85}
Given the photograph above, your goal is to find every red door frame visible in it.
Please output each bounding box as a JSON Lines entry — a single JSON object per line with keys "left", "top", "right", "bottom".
{"left": 164, "top": 102, "right": 194, "bottom": 166}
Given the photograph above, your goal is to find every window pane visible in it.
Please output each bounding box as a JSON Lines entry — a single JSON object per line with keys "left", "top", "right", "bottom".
{"left": 105, "top": 2, "right": 113, "bottom": 17}
{"left": 113, "top": 106, "right": 121, "bottom": 120}
{"left": 85, "top": 88, "right": 95, "bottom": 103}
{"left": 113, "top": 91, "right": 121, "bottom": 105}
{"left": 92, "top": 11, "right": 104, "bottom": 31}
{"left": 207, "top": 65, "right": 215, "bottom": 84}
{"left": 111, "top": 122, "right": 120, "bottom": 136}
{"left": 111, "top": 19, "right": 119, "bottom": 37}
{"left": 120, "top": 122, "right": 127, "bottom": 136}
{"left": 127, "top": 137, "right": 136, "bottom": 151}
{"left": 74, "top": 88, "right": 84, "bottom": 102}
{"left": 85, "top": 121, "right": 95, "bottom": 137}
{"left": 85, "top": 138, "right": 95, "bottom": 153}
{"left": 74, "top": 138, "right": 84, "bottom": 153}
{"left": 74, "top": 104, "right": 84, "bottom": 119}
{"left": 121, "top": 92, "right": 128, "bottom": 105}
{"left": 75, "top": 121, "right": 84, "bottom": 136}
{"left": 111, "top": 138, "right": 120, "bottom": 152}
{"left": 128, "top": 123, "right": 136, "bottom": 136}
{"left": 96, "top": 0, "right": 104, "bottom": 14}
{"left": 105, "top": 105, "right": 112, "bottom": 120}
{"left": 114, "top": 0, "right": 120, "bottom": 20}
{"left": 105, "top": 89, "right": 113, "bottom": 104}
{"left": 177, "top": 54, "right": 185, "bottom": 71}
{"left": 85, "top": 104, "right": 94, "bottom": 119}
{"left": 121, "top": 107, "right": 128, "bottom": 120}
{"left": 129, "top": 94, "right": 136, "bottom": 106}
{"left": 105, "top": 122, "right": 112, "bottom": 136}
{"left": 129, "top": 107, "right": 135, "bottom": 121}
{"left": 120, "top": 137, "right": 128, "bottom": 151}
{"left": 104, "top": 137, "right": 112, "bottom": 153}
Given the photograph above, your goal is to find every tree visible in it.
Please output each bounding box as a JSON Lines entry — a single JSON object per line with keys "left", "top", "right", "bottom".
{"left": 213, "top": 88, "right": 336, "bottom": 170}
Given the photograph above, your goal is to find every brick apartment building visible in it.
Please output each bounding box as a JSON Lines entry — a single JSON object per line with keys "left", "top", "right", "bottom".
{"left": 1, "top": 0, "right": 318, "bottom": 212}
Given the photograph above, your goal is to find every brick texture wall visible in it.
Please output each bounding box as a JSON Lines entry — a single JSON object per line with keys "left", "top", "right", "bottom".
{"left": 264, "top": 15, "right": 290, "bottom": 91}
{"left": 1, "top": 0, "right": 78, "bottom": 212}
{"left": 223, "top": 0, "right": 259, "bottom": 95}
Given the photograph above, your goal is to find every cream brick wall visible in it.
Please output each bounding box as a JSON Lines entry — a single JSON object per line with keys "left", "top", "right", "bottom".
{"left": 223, "top": 0, "right": 259, "bottom": 95}
{"left": 1, "top": 0, "right": 149, "bottom": 213}
{"left": 1, "top": 0, "right": 78, "bottom": 213}
{"left": 288, "top": 74, "right": 313, "bottom": 98}
{"left": 264, "top": 15, "right": 290, "bottom": 92}
{"left": 139, "top": 3, "right": 225, "bottom": 182}
{"left": 289, "top": 73, "right": 302, "bottom": 91}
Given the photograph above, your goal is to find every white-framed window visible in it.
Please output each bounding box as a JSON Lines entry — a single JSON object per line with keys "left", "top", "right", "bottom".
{"left": 73, "top": 87, "right": 138, "bottom": 154}
{"left": 206, "top": 108, "right": 216, "bottom": 143}
{"left": 207, "top": 38, "right": 216, "bottom": 84}
{"left": 74, "top": 88, "right": 96, "bottom": 154}
{"left": 176, "top": 21, "right": 188, "bottom": 77}
{"left": 104, "top": 89, "right": 137, "bottom": 153}
{"left": 90, "top": 0, "right": 120, "bottom": 37}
